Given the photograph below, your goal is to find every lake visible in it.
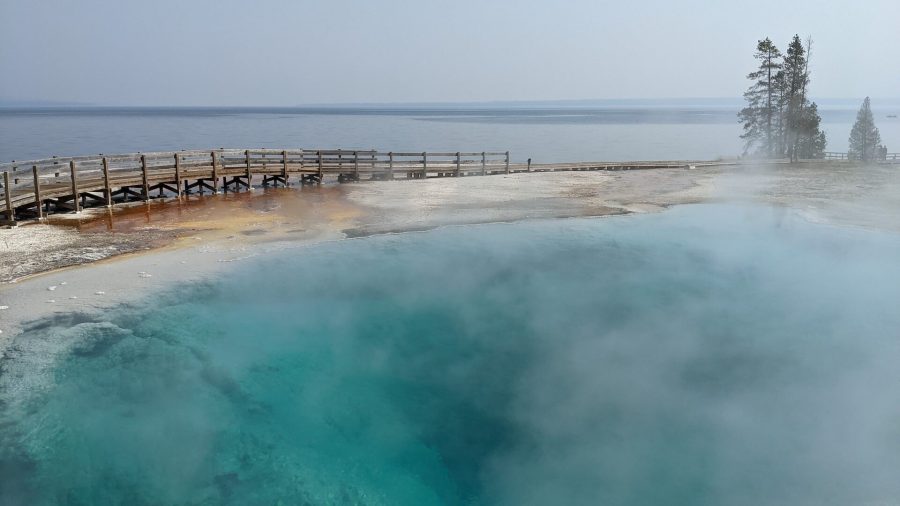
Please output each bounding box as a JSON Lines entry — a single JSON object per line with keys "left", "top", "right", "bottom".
{"left": 2, "top": 103, "right": 899, "bottom": 162}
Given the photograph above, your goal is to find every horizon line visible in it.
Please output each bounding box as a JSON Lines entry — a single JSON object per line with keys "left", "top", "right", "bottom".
{"left": 4, "top": 97, "right": 900, "bottom": 109}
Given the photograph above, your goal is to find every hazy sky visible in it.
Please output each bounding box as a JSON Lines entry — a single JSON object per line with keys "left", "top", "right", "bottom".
{"left": 1, "top": 0, "right": 898, "bottom": 106}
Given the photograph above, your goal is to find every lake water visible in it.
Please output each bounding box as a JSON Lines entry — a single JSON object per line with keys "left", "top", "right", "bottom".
{"left": 3, "top": 204, "right": 900, "bottom": 505}
{"left": 2, "top": 104, "right": 899, "bottom": 163}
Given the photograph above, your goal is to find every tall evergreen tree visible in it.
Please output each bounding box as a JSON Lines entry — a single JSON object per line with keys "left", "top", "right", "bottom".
{"left": 848, "top": 97, "right": 882, "bottom": 161}
{"left": 795, "top": 101, "right": 827, "bottom": 158}
{"left": 782, "top": 35, "right": 810, "bottom": 162}
{"left": 738, "top": 38, "right": 782, "bottom": 156}
{"left": 773, "top": 69, "right": 787, "bottom": 156}
{"left": 739, "top": 35, "right": 826, "bottom": 159}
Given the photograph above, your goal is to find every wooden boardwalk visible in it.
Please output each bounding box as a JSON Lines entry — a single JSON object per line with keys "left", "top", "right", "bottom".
{"left": 0, "top": 148, "right": 715, "bottom": 223}
{"left": 825, "top": 151, "right": 900, "bottom": 161}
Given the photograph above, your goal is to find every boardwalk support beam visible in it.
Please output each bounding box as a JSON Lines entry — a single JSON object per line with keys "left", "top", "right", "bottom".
{"left": 245, "top": 150, "right": 252, "bottom": 188}
{"left": 69, "top": 161, "right": 81, "bottom": 212}
{"left": 174, "top": 153, "right": 183, "bottom": 197}
{"left": 32, "top": 165, "right": 43, "bottom": 220}
{"left": 211, "top": 151, "right": 219, "bottom": 194}
{"left": 3, "top": 172, "right": 13, "bottom": 223}
{"left": 140, "top": 155, "right": 150, "bottom": 201}
{"left": 102, "top": 157, "right": 112, "bottom": 206}
{"left": 317, "top": 151, "right": 323, "bottom": 182}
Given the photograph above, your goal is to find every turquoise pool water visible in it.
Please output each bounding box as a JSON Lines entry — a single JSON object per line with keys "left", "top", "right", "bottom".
{"left": 2, "top": 204, "right": 900, "bottom": 505}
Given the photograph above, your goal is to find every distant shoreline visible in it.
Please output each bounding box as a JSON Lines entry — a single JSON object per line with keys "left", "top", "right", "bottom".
{"left": 4, "top": 96, "right": 900, "bottom": 110}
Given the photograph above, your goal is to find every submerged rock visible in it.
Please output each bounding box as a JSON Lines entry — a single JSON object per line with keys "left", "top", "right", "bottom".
{"left": 68, "top": 322, "right": 133, "bottom": 358}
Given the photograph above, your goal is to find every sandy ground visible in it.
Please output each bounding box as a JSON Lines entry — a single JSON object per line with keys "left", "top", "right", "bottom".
{"left": 2, "top": 162, "right": 899, "bottom": 350}
{"left": 0, "top": 169, "right": 717, "bottom": 284}
{"left": 342, "top": 168, "right": 718, "bottom": 235}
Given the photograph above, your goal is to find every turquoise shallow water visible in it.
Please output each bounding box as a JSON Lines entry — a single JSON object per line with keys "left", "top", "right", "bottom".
{"left": 2, "top": 204, "right": 900, "bottom": 505}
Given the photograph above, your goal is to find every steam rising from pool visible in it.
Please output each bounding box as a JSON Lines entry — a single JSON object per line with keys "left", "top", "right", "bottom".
{"left": 2, "top": 204, "right": 900, "bottom": 505}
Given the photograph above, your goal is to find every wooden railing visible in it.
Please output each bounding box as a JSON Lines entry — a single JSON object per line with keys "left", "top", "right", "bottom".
{"left": 825, "top": 151, "right": 900, "bottom": 161}
{"left": 0, "top": 148, "right": 511, "bottom": 222}
{"left": 6, "top": 146, "right": 891, "bottom": 224}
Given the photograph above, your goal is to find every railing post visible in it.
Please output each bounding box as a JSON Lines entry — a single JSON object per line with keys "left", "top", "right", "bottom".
{"left": 101, "top": 157, "right": 113, "bottom": 206}
{"left": 505, "top": 151, "right": 510, "bottom": 174}
{"left": 388, "top": 152, "right": 394, "bottom": 180}
{"left": 282, "top": 150, "right": 288, "bottom": 184}
{"left": 3, "top": 171, "right": 13, "bottom": 223}
{"left": 422, "top": 151, "right": 427, "bottom": 178}
{"left": 481, "top": 152, "right": 486, "bottom": 176}
{"left": 354, "top": 151, "right": 359, "bottom": 180}
{"left": 69, "top": 160, "right": 80, "bottom": 212}
{"left": 244, "top": 150, "right": 252, "bottom": 188}
{"left": 317, "top": 151, "right": 323, "bottom": 180}
{"left": 32, "top": 165, "right": 43, "bottom": 220}
{"left": 297, "top": 148, "right": 304, "bottom": 181}
{"left": 210, "top": 151, "right": 219, "bottom": 194}
{"left": 173, "top": 153, "right": 182, "bottom": 197}
{"left": 455, "top": 152, "right": 461, "bottom": 177}
{"left": 140, "top": 154, "right": 150, "bottom": 201}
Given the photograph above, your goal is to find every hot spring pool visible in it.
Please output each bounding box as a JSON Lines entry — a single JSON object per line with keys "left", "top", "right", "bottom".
{"left": 2, "top": 204, "right": 900, "bottom": 505}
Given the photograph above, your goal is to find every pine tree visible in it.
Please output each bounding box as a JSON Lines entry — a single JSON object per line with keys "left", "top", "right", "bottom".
{"left": 795, "top": 102, "right": 827, "bottom": 158}
{"left": 773, "top": 69, "right": 787, "bottom": 156}
{"left": 739, "top": 34, "right": 826, "bottom": 160}
{"left": 738, "top": 38, "right": 782, "bottom": 156}
{"left": 778, "top": 35, "right": 826, "bottom": 160}
{"left": 848, "top": 97, "right": 882, "bottom": 161}
{"left": 782, "top": 36, "right": 809, "bottom": 162}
